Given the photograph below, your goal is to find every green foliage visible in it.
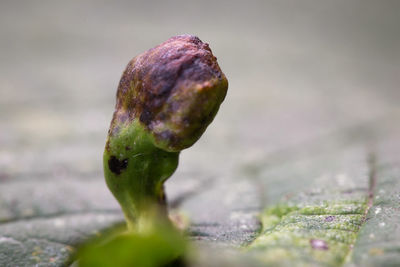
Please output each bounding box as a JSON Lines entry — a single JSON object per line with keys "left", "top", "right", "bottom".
{"left": 247, "top": 190, "right": 368, "bottom": 266}
{"left": 77, "top": 222, "right": 187, "bottom": 267}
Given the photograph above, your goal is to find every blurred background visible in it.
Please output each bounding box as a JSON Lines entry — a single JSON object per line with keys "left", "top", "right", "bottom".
{"left": 1, "top": 0, "right": 399, "bottom": 172}
{"left": 0, "top": 0, "right": 399, "bottom": 254}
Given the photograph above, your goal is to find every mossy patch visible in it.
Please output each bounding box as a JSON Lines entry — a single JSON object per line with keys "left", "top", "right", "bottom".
{"left": 247, "top": 189, "right": 368, "bottom": 266}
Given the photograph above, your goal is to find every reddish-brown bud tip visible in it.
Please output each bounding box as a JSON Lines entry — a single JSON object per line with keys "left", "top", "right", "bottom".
{"left": 113, "top": 35, "right": 228, "bottom": 151}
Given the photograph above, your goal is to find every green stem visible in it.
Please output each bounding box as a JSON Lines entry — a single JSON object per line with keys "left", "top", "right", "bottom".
{"left": 104, "top": 119, "right": 179, "bottom": 231}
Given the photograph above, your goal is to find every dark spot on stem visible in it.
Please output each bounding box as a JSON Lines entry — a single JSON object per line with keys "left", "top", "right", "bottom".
{"left": 108, "top": 156, "right": 128, "bottom": 175}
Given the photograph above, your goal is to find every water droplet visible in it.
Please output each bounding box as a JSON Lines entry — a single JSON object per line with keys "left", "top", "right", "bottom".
{"left": 310, "top": 239, "right": 329, "bottom": 250}
{"left": 375, "top": 207, "right": 382, "bottom": 215}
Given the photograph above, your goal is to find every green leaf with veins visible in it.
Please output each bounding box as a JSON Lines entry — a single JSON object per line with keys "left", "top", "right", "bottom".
{"left": 247, "top": 190, "right": 368, "bottom": 267}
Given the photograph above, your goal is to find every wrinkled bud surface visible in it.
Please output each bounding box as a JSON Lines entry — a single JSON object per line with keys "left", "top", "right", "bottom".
{"left": 113, "top": 34, "right": 228, "bottom": 151}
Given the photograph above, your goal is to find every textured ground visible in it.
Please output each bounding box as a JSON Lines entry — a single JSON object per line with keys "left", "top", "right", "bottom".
{"left": 0, "top": 1, "right": 399, "bottom": 266}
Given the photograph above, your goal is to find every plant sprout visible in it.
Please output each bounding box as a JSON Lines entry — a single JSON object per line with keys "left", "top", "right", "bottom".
{"left": 103, "top": 35, "right": 228, "bottom": 231}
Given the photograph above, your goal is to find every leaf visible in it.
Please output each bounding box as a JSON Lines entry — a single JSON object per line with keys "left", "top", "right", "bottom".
{"left": 3, "top": 122, "right": 400, "bottom": 267}
{"left": 0, "top": 170, "right": 120, "bottom": 265}
{"left": 0, "top": 167, "right": 208, "bottom": 266}
{"left": 77, "top": 222, "right": 187, "bottom": 267}
{"left": 350, "top": 153, "right": 400, "bottom": 266}
{"left": 247, "top": 189, "right": 368, "bottom": 266}
{"left": 0, "top": 209, "right": 123, "bottom": 265}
